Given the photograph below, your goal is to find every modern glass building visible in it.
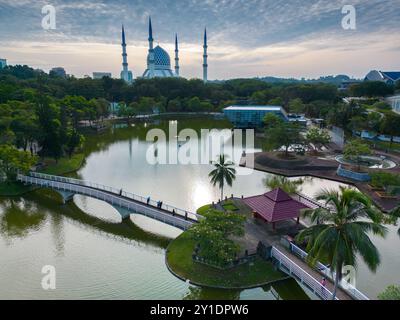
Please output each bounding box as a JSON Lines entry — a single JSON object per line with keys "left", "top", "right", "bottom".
{"left": 223, "top": 105, "right": 288, "bottom": 128}
{"left": 387, "top": 95, "right": 400, "bottom": 114}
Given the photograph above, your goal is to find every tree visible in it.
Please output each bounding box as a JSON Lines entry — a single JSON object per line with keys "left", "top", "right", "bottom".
{"left": 209, "top": 154, "right": 236, "bottom": 202}
{"left": 350, "top": 81, "right": 394, "bottom": 97}
{"left": 343, "top": 139, "right": 372, "bottom": 171}
{"left": 372, "top": 101, "right": 391, "bottom": 111}
{"left": 380, "top": 112, "right": 400, "bottom": 148}
{"left": 65, "top": 129, "right": 84, "bottom": 158}
{"left": 118, "top": 103, "right": 137, "bottom": 124}
{"left": 0, "top": 145, "right": 37, "bottom": 182}
{"left": 296, "top": 187, "right": 387, "bottom": 300}
{"left": 35, "top": 95, "right": 63, "bottom": 161}
{"left": 366, "top": 112, "right": 383, "bottom": 133}
{"left": 378, "top": 285, "right": 400, "bottom": 300}
{"left": 189, "top": 209, "right": 245, "bottom": 266}
{"left": 288, "top": 98, "right": 305, "bottom": 114}
{"left": 264, "top": 121, "right": 303, "bottom": 157}
{"left": 306, "top": 128, "right": 331, "bottom": 154}
{"left": 263, "top": 176, "right": 303, "bottom": 195}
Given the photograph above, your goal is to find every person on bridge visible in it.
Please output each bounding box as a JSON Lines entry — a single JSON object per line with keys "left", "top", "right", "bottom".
{"left": 321, "top": 277, "right": 327, "bottom": 298}
{"left": 119, "top": 189, "right": 123, "bottom": 196}
{"left": 147, "top": 196, "right": 150, "bottom": 205}
{"left": 159, "top": 201, "right": 163, "bottom": 209}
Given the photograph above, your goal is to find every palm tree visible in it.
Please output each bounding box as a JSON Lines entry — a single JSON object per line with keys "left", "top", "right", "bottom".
{"left": 263, "top": 176, "right": 304, "bottom": 195}
{"left": 209, "top": 154, "right": 236, "bottom": 202}
{"left": 296, "top": 186, "right": 387, "bottom": 300}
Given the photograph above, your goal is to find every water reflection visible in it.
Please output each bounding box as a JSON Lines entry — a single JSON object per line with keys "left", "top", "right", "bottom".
{"left": 0, "top": 197, "right": 46, "bottom": 240}
{"left": 3, "top": 116, "right": 395, "bottom": 299}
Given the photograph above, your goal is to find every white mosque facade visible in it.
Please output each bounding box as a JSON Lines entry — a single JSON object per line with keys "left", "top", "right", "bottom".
{"left": 120, "top": 17, "right": 208, "bottom": 83}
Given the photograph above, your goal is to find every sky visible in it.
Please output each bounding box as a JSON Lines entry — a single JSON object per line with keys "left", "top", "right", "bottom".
{"left": 0, "top": 0, "right": 399, "bottom": 80}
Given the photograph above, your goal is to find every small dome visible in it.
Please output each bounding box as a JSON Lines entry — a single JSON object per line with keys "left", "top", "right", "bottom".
{"left": 148, "top": 45, "right": 171, "bottom": 69}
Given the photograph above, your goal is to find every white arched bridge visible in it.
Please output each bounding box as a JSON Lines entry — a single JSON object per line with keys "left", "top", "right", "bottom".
{"left": 17, "top": 172, "right": 201, "bottom": 230}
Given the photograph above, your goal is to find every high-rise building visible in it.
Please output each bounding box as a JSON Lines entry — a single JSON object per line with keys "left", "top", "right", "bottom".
{"left": 50, "top": 67, "right": 67, "bottom": 78}
{"left": 93, "top": 72, "right": 112, "bottom": 79}
{"left": 0, "top": 59, "right": 7, "bottom": 69}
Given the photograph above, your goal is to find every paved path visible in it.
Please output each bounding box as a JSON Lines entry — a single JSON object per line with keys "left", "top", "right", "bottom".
{"left": 275, "top": 244, "right": 353, "bottom": 300}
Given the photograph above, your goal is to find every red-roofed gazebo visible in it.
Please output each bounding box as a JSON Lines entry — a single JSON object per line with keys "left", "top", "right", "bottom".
{"left": 243, "top": 188, "right": 310, "bottom": 229}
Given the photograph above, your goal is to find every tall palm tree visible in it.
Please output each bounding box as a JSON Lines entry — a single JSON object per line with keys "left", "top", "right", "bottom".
{"left": 209, "top": 154, "right": 236, "bottom": 202}
{"left": 296, "top": 186, "right": 387, "bottom": 300}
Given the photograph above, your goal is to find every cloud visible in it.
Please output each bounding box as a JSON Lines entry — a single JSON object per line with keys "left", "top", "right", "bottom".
{"left": 0, "top": 0, "right": 399, "bottom": 79}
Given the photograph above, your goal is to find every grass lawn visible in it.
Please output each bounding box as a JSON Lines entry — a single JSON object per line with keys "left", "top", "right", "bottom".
{"left": 196, "top": 204, "right": 212, "bottom": 215}
{"left": 0, "top": 181, "right": 34, "bottom": 196}
{"left": 40, "top": 153, "right": 85, "bottom": 175}
{"left": 222, "top": 201, "right": 239, "bottom": 211}
{"left": 166, "top": 232, "right": 287, "bottom": 289}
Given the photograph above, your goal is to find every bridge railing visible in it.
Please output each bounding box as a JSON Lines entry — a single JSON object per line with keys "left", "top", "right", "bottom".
{"left": 271, "top": 246, "right": 338, "bottom": 300}
{"left": 18, "top": 174, "right": 195, "bottom": 230}
{"left": 293, "top": 192, "right": 332, "bottom": 211}
{"left": 27, "top": 172, "right": 201, "bottom": 221}
{"left": 289, "top": 242, "right": 369, "bottom": 300}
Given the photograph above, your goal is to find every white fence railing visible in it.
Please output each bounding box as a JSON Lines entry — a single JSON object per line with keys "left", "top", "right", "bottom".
{"left": 27, "top": 172, "right": 201, "bottom": 222}
{"left": 289, "top": 243, "right": 369, "bottom": 300}
{"left": 17, "top": 173, "right": 198, "bottom": 230}
{"left": 271, "top": 247, "right": 337, "bottom": 300}
{"left": 294, "top": 192, "right": 333, "bottom": 211}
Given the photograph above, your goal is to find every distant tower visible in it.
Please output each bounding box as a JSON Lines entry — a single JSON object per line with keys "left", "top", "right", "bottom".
{"left": 175, "top": 34, "right": 179, "bottom": 77}
{"left": 120, "top": 25, "right": 133, "bottom": 83}
{"left": 203, "top": 28, "right": 208, "bottom": 83}
{"left": 148, "top": 17, "right": 155, "bottom": 78}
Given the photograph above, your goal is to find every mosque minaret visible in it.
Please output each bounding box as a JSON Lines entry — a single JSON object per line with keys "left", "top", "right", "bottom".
{"left": 120, "top": 24, "right": 133, "bottom": 83}
{"left": 174, "top": 34, "right": 180, "bottom": 77}
{"left": 203, "top": 28, "right": 208, "bottom": 83}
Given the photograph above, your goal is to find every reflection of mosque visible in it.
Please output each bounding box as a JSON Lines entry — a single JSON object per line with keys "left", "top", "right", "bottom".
{"left": 120, "top": 17, "right": 209, "bottom": 83}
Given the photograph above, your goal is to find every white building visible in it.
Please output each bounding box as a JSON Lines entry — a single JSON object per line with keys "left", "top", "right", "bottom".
{"left": 93, "top": 72, "right": 112, "bottom": 79}
{"left": 0, "top": 59, "right": 7, "bottom": 69}
{"left": 386, "top": 95, "right": 400, "bottom": 114}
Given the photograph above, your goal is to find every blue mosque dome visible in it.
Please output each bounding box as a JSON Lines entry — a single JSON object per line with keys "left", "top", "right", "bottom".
{"left": 148, "top": 45, "right": 171, "bottom": 69}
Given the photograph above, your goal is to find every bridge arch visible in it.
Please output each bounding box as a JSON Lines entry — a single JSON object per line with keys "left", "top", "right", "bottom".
{"left": 17, "top": 173, "right": 201, "bottom": 231}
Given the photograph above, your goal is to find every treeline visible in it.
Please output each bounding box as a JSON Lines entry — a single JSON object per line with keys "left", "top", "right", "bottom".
{"left": 0, "top": 94, "right": 112, "bottom": 161}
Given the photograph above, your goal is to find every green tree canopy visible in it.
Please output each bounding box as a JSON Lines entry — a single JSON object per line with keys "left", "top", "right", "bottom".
{"left": 0, "top": 145, "right": 37, "bottom": 182}
{"left": 343, "top": 139, "right": 372, "bottom": 170}
{"left": 305, "top": 128, "right": 331, "bottom": 153}
{"left": 378, "top": 285, "right": 400, "bottom": 300}
{"left": 380, "top": 112, "right": 400, "bottom": 147}
{"left": 189, "top": 209, "right": 245, "bottom": 265}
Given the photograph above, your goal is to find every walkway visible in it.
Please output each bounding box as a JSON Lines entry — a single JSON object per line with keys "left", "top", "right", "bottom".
{"left": 17, "top": 172, "right": 202, "bottom": 230}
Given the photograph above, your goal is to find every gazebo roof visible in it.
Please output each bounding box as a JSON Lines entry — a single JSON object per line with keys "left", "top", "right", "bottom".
{"left": 243, "top": 188, "right": 310, "bottom": 223}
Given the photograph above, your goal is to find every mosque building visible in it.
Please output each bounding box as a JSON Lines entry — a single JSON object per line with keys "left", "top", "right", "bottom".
{"left": 120, "top": 17, "right": 208, "bottom": 83}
